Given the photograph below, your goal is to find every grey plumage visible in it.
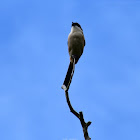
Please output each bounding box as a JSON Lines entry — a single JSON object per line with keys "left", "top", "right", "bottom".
{"left": 62, "top": 22, "right": 85, "bottom": 91}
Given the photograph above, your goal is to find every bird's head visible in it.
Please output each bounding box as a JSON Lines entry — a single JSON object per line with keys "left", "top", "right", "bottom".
{"left": 71, "top": 22, "right": 83, "bottom": 33}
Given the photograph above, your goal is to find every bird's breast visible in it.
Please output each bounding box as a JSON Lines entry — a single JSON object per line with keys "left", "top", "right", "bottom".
{"left": 68, "top": 32, "right": 85, "bottom": 58}
{"left": 68, "top": 32, "right": 84, "bottom": 48}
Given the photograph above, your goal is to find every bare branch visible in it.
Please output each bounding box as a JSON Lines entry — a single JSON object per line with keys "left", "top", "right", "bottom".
{"left": 65, "top": 91, "right": 91, "bottom": 140}
{"left": 65, "top": 91, "right": 79, "bottom": 119}
{"left": 79, "top": 112, "right": 91, "bottom": 140}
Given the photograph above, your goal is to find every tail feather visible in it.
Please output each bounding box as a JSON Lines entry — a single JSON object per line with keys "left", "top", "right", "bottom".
{"left": 71, "top": 55, "right": 79, "bottom": 64}
{"left": 61, "top": 59, "right": 75, "bottom": 91}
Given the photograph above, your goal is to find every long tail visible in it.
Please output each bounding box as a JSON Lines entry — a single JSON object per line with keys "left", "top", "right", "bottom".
{"left": 61, "top": 58, "right": 75, "bottom": 91}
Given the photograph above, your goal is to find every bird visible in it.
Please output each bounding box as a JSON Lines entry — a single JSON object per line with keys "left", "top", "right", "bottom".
{"left": 61, "top": 22, "right": 85, "bottom": 91}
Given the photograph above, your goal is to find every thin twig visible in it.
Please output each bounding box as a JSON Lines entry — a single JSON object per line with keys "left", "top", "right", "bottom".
{"left": 65, "top": 91, "right": 91, "bottom": 140}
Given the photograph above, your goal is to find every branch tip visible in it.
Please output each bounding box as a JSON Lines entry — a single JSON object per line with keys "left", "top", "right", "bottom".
{"left": 87, "top": 121, "right": 92, "bottom": 127}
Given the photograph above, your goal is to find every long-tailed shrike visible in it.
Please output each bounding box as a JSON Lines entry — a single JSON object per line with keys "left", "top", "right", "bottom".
{"left": 61, "top": 22, "right": 85, "bottom": 91}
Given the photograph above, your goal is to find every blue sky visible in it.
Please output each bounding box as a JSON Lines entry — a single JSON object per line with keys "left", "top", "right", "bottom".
{"left": 0, "top": 0, "right": 140, "bottom": 140}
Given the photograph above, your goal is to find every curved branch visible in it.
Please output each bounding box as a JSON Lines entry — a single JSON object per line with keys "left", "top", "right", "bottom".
{"left": 65, "top": 91, "right": 79, "bottom": 118}
{"left": 65, "top": 91, "right": 91, "bottom": 140}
